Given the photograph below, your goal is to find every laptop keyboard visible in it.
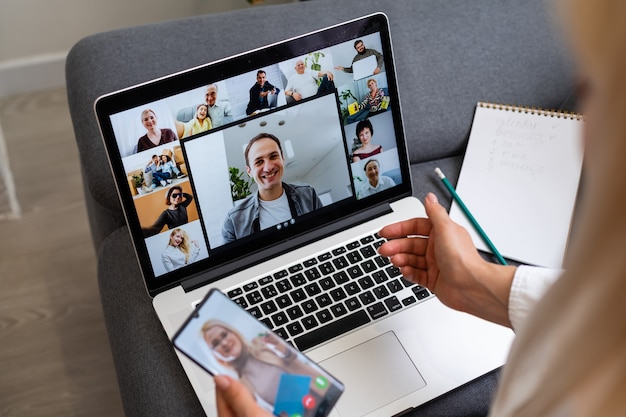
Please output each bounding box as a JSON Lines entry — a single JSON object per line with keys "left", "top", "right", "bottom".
{"left": 224, "top": 233, "right": 433, "bottom": 351}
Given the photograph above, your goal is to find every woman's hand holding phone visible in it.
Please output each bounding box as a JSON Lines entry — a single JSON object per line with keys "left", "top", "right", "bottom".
{"left": 215, "top": 375, "right": 272, "bottom": 417}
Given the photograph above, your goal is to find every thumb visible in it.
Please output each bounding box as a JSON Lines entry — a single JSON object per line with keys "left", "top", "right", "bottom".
{"left": 424, "top": 192, "right": 451, "bottom": 227}
{"left": 214, "top": 375, "right": 267, "bottom": 417}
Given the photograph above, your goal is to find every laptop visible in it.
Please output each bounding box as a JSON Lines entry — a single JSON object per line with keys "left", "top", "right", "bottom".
{"left": 94, "top": 13, "right": 514, "bottom": 417}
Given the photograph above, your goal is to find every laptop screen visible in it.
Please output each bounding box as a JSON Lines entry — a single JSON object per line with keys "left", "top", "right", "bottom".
{"left": 95, "top": 13, "right": 411, "bottom": 296}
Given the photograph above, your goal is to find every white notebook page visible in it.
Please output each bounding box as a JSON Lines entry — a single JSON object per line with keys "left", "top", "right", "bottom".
{"left": 450, "top": 103, "right": 584, "bottom": 268}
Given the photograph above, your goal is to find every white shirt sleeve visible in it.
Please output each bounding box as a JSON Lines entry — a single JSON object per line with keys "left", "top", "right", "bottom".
{"left": 509, "top": 265, "right": 563, "bottom": 332}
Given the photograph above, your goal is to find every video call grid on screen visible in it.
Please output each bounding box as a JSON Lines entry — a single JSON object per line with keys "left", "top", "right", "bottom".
{"left": 104, "top": 24, "right": 407, "bottom": 281}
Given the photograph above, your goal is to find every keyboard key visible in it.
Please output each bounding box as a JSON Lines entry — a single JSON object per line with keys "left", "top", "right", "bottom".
{"left": 330, "top": 303, "right": 348, "bottom": 318}
{"left": 304, "top": 267, "right": 321, "bottom": 281}
{"left": 274, "top": 269, "right": 288, "bottom": 279}
{"left": 402, "top": 296, "right": 417, "bottom": 306}
{"left": 360, "top": 235, "right": 375, "bottom": 244}
{"left": 359, "top": 245, "right": 377, "bottom": 258}
{"left": 319, "top": 277, "right": 335, "bottom": 290}
{"left": 373, "top": 285, "right": 390, "bottom": 299}
{"left": 303, "top": 258, "right": 318, "bottom": 267}
{"left": 318, "top": 262, "right": 335, "bottom": 275}
{"left": 357, "top": 276, "right": 375, "bottom": 290}
{"left": 243, "top": 282, "right": 258, "bottom": 292}
{"left": 259, "top": 276, "right": 273, "bottom": 286}
{"left": 261, "top": 284, "right": 278, "bottom": 299}
{"left": 346, "top": 251, "right": 363, "bottom": 264}
{"left": 247, "top": 306, "right": 262, "bottom": 318}
{"left": 315, "top": 309, "right": 333, "bottom": 324}
{"left": 347, "top": 265, "right": 364, "bottom": 279}
{"left": 346, "top": 241, "right": 360, "bottom": 250}
{"left": 302, "top": 299, "right": 318, "bottom": 313}
{"left": 260, "top": 318, "right": 272, "bottom": 328}
{"left": 386, "top": 265, "right": 402, "bottom": 278}
{"left": 288, "top": 264, "right": 303, "bottom": 274}
{"left": 275, "top": 279, "right": 292, "bottom": 293}
{"left": 386, "top": 279, "right": 403, "bottom": 293}
{"left": 358, "top": 291, "right": 376, "bottom": 305}
{"left": 290, "top": 273, "right": 307, "bottom": 287}
{"left": 290, "top": 288, "right": 306, "bottom": 302}
{"left": 366, "top": 302, "right": 388, "bottom": 320}
{"left": 295, "top": 311, "right": 370, "bottom": 351}
{"left": 344, "top": 282, "right": 360, "bottom": 295}
{"left": 333, "top": 270, "right": 350, "bottom": 285}
{"left": 345, "top": 297, "right": 362, "bottom": 311}
{"left": 275, "top": 294, "right": 292, "bottom": 308}
{"left": 329, "top": 287, "right": 347, "bottom": 301}
{"left": 318, "top": 252, "right": 332, "bottom": 261}
{"left": 413, "top": 288, "right": 431, "bottom": 300}
{"left": 227, "top": 288, "right": 243, "bottom": 298}
{"left": 361, "top": 259, "right": 377, "bottom": 273}
{"left": 302, "top": 315, "right": 319, "bottom": 330}
{"left": 287, "top": 321, "right": 304, "bottom": 337}
{"left": 271, "top": 311, "right": 288, "bottom": 327}
{"left": 332, "top": 256, "right": 349, "bottom": 270}
{"left": 375, "top": 256, "right": 391, "bottom": 268}
{"left": 260, "top": 300, "right": 278, "bottom": 315}
{"left": 332, "top": 246, "right": 347, "bottom": 256}
{"left": 246, "top": 290, "right": 263, "bottom": 305}
{"left": 384, "top": 296, "right": 403, "bottom": 312}
{"left": 286, "top": 305, "right": 304, "bottom": 320}
{"left": 304, "top": 282, "right": 322, "bottom": 297}
{"left": 315, "top": 293, "right": 332, "bottom": 307}
{"left": 372, "top": 271, "right": 388, "bottom": 284}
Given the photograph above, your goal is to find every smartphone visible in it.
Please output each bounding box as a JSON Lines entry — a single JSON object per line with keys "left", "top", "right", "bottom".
{"left": 172, "top": 288, "right": 344, "bottom": 417}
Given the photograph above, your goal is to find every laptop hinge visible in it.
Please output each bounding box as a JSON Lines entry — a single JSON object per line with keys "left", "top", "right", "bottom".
{"left": 181, "top": 202, "right": 394, "bottom": 293}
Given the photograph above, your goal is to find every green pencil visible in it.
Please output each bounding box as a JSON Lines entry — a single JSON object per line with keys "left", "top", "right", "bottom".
{"left": 435, "top": 167, "right": 508, "bottom": 265}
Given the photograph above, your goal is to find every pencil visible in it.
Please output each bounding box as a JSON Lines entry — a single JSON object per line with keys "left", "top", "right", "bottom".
{"left": 434, "top": 167, "right": 508, "bottom": 265}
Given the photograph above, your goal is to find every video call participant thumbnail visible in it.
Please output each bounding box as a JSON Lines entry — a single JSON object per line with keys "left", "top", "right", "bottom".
{"left": 221, "top": 133, "right": 322, "bottom": 243}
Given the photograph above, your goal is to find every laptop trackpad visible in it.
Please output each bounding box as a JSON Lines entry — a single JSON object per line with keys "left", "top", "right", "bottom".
{"left": 319, "top": 332, "right": 426, "bottom": 417}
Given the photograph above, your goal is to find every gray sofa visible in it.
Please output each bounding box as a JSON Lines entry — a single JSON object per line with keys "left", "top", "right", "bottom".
{"left": 65, "top": 0, "right": 574, "bottom": 415}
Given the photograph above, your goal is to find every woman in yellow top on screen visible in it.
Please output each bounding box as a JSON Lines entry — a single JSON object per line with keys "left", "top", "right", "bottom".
{"left": 182, "top": 104, "right": 212, "bottom": 138}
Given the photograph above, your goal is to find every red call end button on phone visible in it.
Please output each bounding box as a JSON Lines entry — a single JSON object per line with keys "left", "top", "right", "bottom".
{"left": 303, "top": 395, "right": 316, "bottom": 410}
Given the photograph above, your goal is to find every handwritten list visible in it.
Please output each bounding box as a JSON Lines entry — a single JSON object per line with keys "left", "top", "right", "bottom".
{"left": 449, "top": 103, "right": 584, "bottom": 268}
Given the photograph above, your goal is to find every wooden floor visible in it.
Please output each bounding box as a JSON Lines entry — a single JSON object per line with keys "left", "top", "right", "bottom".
{"left": 0, "top": 88, "right": 124, "bottom": 416}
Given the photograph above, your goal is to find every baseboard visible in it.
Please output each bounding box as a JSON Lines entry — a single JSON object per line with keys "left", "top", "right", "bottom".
{"left": 0, "top": 52, "right": 67, "bottom": 98}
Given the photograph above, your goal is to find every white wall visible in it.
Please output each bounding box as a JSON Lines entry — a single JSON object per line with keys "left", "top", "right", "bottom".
{"left": 0, "top": 0, "right": 294, "bottom": 97}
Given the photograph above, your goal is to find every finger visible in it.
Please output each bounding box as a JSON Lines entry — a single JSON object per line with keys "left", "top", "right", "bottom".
{"left": 214, "top": 375, "right": 269, "bottom": 417}
{"left": 388, "top": 253, "right": 427, "bottom": 271}
{"left": 378, "top": 236, "right": 428, "bottom": 258}
{"left": 378, "top": 217, "right": 432, "bottom": 240}
{"left": 423, "top": 193, "right": 453, "bottom": 229}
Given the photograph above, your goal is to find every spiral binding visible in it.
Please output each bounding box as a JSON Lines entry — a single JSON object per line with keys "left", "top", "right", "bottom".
{"left": 478, "top": 101, "right": 583, "bottom": 120}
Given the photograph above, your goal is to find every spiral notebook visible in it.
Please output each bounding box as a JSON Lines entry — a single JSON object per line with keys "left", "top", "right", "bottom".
{"left": 450, "top": 102, "right": 584, "bottom": 268}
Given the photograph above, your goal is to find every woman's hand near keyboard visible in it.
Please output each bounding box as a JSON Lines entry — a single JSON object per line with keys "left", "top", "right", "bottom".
{"left": 378, "top": 192, "right": 516, "bottom": 328}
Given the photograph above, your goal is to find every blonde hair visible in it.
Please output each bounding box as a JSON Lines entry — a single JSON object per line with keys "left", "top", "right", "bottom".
{"left": 140, "top": 108, "right": 156, "bottom": 121}
{"left": 167, "top": 228, "right": 191, "bottom": 263}
{"left": 490, "top": 1, "right": 626, "bottom": 416}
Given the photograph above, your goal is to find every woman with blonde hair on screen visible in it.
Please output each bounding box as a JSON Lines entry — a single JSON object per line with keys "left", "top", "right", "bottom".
{"left": 214, "top": 0, "right": 626, "bottom": 416}
{"left": 202, "top": 320, "right": 327, "bottom": 411}
{"left": 161, "top": 228, "right": 200, "bottom": 272}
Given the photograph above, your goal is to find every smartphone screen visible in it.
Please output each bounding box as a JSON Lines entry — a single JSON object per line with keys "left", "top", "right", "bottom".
{"left": 172, "top": 288, "right": 344, "bottom": 417}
